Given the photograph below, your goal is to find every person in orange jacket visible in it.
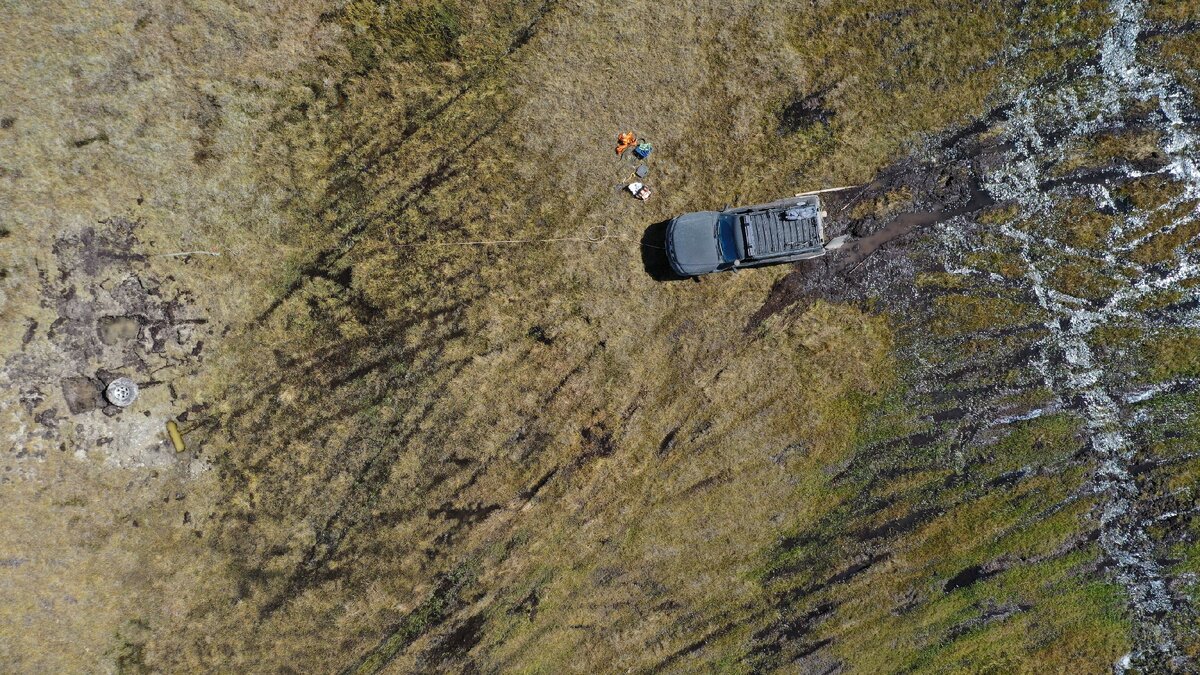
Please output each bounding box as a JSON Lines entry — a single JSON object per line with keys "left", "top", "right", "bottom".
{"left": 616, "top": 132, "right": 636, "bottom": 155}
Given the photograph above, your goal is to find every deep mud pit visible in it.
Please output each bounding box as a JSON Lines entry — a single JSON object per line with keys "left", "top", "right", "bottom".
{"left": 2, "top": 216, "right": 219, "bottom": 471}
{"left": 755, "top": 0, "right": 1200, "bottom": 668}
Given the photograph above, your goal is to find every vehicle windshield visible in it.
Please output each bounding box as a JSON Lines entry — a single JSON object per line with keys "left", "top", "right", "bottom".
{"left": 717, "top": 215, "right": 739, "bottom": 263}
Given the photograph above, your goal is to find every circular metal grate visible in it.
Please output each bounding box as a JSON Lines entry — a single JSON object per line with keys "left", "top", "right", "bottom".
{"left": 105, "top": 377, "right": 139, "bottom": 407}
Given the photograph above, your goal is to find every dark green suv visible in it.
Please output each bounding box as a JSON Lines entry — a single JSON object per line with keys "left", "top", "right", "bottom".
{"left": 665, "top": 195, "right": 827, "bottom": 276}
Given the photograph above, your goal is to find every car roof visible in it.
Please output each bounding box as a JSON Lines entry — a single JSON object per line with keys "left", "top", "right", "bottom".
{"left": 737, "top": 198, "right": 823, "bottom": 259}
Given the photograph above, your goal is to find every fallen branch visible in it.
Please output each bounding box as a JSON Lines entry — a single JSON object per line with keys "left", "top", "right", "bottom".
{"left": 795, "top": 184, "right": 859, "bottom": 197}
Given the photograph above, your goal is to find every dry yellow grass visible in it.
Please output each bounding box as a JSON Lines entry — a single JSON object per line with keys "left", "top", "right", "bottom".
{"left": 0, "top": 1, "right": 330, "bottom": 670}
{"left": 0, "top": 0, "right": 1155, "bottom": 671}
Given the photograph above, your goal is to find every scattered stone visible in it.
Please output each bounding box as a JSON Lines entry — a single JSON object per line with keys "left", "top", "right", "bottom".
{"left": 18, "top": 387, "right": 44, "bottom": 413}
{"left": 96, "top": 315, "right": 140, "bottom": 345}
{"left": 34, "top": 408, "right": 60, "bottom": 429}
{"left": 60, "top": 376, "right": 104, "bottom": 414}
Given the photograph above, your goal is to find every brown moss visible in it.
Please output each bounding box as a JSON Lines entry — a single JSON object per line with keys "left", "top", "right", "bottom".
{"left": 976, "top": 203, "right": 1020, "bottom": 226}
{"left": 917, "top": 272, "right": 972, "bottom": 290}
{"left": 1047, "top": 260, "right": 1120, "bottom": 300}
{"left": 1145, "top": 0, "right": 1200, "bottom": 22}
{"left": 1115, "top": 175, "right": 1187, "bottom": 211}
{"left": 1089, "top": 323, "right": 1144, "bottom": 362}
{"left": 965, "top": 250, "right": 1029, "bottom": 280}
{"left": 1133, "top": 288, "right": 1185, "bottom": 313}
{"left": 1062, "top": 197, "right": 1120, "bottom": 249}
{"left": 1016, "top": 196, "right": 1119, "bottom": 249}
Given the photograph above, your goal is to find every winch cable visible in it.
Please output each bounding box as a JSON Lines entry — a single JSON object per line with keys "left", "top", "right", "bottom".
{"left": 392, "top": 225, "right": 666, "bottom": 249}
{"left": 390, "top": 186, "right": 859, "bottom": 251}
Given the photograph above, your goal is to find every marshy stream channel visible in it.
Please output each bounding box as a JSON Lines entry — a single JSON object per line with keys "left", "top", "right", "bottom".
{"left": 754, "top": 0, "right": 1200, "bottom": 667}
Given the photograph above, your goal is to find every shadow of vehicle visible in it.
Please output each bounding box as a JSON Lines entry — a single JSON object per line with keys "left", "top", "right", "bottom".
{"left": 641, "top": 219, "right": 689, "bottom": 281}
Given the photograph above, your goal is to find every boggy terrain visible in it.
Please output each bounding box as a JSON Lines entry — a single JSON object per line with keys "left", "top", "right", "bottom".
{"left": 2, "top": 0, "right": 1200, "bottom": 672}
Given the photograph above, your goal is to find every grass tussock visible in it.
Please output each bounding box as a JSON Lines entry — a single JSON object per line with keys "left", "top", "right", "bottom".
{"left": 1019, "top": 195, "right": 1119, "bottom": 249}
{"left": 1048, "top": 258, "right": 1121, "bottom": 300}
{"left": 1052, "top": 127, "right": 1164, "bottom": 176}
{"left": 1126, "top": 200, "right": 1200, "bottom": 266}
{"left": 931, "top": 294, "right": 1048, "bottom": 336}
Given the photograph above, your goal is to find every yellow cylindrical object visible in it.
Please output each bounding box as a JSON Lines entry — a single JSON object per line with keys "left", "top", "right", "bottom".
{"left": 166, "top": 420, "right": 185, "bottom": 453}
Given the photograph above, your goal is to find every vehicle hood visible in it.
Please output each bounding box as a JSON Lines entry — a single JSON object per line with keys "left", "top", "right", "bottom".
{"left": 666, "top": 211, "right": 722, "bottom": 276}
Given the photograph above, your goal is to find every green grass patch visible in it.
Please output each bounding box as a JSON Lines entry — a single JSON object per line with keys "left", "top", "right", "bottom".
{"left": 1033, "top": 195, "right": 1119, "bottom": 249}
{"left": 966, "top": 413, "right": 1084, "bottom": 480}
{"left": 965, "top": 250, "right": 1029, "bottom": 280}
{"left": 1144, "top": 328, "right": 1200, "bottom": 379}
{"left": 1047, "top": 259, "right": 1120, "bottom": 300}
{"left": 1126, "top": 200, "right": 1200, "bottom": 266}
{"left": 1115, "top": 175, "right": 1187, "bottom": 212}
{"left": 341, "top": 0, "right": 464, "bottom": 70}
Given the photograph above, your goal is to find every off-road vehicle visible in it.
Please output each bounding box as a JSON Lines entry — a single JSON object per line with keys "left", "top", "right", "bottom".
{"left": 665, "top": 195, "right": 829, "bottom": 276}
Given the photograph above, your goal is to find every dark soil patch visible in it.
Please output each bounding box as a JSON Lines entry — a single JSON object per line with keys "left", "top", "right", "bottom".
{"left": 745, "top": 126, "right": 999, "bottom": 332}
{"left": 426, "top": 612, "right": 487, "bottom": 665}
{"left": 780, "top": 91, "right": 834, "bottom": 133}
{"left": 944, "top": 564, "right": 1003, "bottom": 593}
